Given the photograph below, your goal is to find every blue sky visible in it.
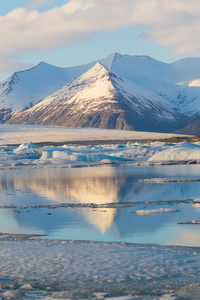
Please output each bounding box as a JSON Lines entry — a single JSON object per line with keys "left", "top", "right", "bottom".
{"left": 0, "top": 0, "right": 199, "bottom": 81}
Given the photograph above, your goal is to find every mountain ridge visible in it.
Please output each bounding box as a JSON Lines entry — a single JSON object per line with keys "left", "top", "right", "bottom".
{"left": 2, "top": 53, "right": 200, "bottom": 133}
{"left": 7, "top": 63, "right": 132, "bottom": 130}
{"left": 6, "top": 62, "right": 180, "bottom": 132}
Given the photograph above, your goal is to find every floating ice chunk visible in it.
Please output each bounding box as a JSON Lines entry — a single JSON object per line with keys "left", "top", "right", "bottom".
{"left": 148, "top": 141, "right": 200, "bottom": 162}
{"left": 178, "top": 220, "right": 200, "bottom": 225}
{"left": 139, "top": 177, "right": 200, "bottom": 183}
{"left": 100, "top": 158, "right": 113, "bottom": 164}
{"left": 41, "top": 150, "right": 128, "bottom": 163}
{"left": 193, "top": 198, "right": 200, "bottom": 202}
{"left": 136, "top": 208, "right": 180, "bottom": 215}
{"left": 11, "top": 142, "right": 41, "bottom": 160}
{"left": 41, "top": 149, "right": 72, "bottom": 159}
{"left": 13, "top": 142, "right": 38, "bottom": 157}
{"left": 20, "top": 283, "right": 33, "bottom": 290}
{"left": 14, "top": 142, "right": 36, "bottom": 153}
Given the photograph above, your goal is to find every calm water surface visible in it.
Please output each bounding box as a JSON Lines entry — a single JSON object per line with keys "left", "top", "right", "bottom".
{"left": 1, "top": 164, "right": 200, "bottom": 246}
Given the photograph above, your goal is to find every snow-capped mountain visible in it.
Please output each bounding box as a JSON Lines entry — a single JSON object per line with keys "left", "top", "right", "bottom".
{"left": 0, "top": 60, "right": 95, "bottom": 122}
{"left": 6, "top": 62, "right": 181, "bottom": 132}
{"left": 3, "top": 52, "right": 200, "bottom": 132}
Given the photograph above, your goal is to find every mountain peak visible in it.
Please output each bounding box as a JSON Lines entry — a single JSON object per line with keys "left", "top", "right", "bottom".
{"left": 36, "top": 61, "right": 55, "bottom": 68}
{"left": 94, "top": 61, "right": 107, "bottom": 68}
{"left": 99, "top": 53, "right": 120, "bottom": 69}
{"left": 113, "top": 52, "right": 123, "bottom": 59}
{"left": 99, "top": 52, "right": 130, "bottom": 69}
{"left": 80, "top": 62, "right": 111, "bottom": 81}
{"left": 93, "top": 61, "right": 110, "bottom": 72}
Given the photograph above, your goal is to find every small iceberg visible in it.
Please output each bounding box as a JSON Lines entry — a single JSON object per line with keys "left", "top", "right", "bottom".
{"left": 14, "top": 142, "right": 37, "bottom": 154}
{"left": 148, "top": 141, "right": 200, "bottom": 162}
{"left": 178, "top": 220, "right": 200, "bottom": 225}
{"left": 136, "top": 208, "right": 180, "bottom": 215}
{"left": 139, "top": 177, "right": 200, "bottom": 183}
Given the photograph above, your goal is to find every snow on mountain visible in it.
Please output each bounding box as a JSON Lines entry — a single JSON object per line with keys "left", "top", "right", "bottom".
{"left": 2, "top": 52, "right": 200, "bottom": 132}
{"left": 0, "top": 54, "right": 121, "bottom": 115}
{"left": 7, "top": 62, "right": 180, "bottom": 132}
{"left": 0, "top": 60, "right": 95, "bottom": 122}
{"left": 6, "top": 63, "right": 128, "bottom": 129}
{"left": 109, "top": 54, "right": 200, "bottom": 131}
{"left": 104, "top": 54, "right": 200, "bottom": 118}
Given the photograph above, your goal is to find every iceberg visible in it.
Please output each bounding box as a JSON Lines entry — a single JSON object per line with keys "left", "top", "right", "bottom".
{"left": 148, "top": 141, "right": 200, "bottom": 163}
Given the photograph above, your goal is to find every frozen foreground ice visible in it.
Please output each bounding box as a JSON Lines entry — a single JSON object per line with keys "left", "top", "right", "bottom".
{"left": 0, "top": 235, "right": 200, "bottom": 299}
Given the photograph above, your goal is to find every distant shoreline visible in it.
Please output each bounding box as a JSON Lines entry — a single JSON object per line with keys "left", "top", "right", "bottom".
{"left": 5, "top": 136, "right": 200, "bottom": 147}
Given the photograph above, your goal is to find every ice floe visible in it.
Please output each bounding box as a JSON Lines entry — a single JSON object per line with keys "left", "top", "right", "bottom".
{"left": 139, "top": 178, "right": 200, "bottom": 183}
{"left": 178, "top": 220, "right": 200, "bottom": 225}
{"left": 136, "top": 208, "right": 180, "bottom": 215}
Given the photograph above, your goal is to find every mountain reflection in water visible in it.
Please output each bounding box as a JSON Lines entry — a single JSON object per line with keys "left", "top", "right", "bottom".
{"left": 1, "top": 165, "right": 200, "bottom": 245}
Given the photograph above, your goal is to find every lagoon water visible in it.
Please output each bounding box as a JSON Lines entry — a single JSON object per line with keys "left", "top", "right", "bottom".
{"left": 1, "top": 164, "right": 200, "bottom": 246}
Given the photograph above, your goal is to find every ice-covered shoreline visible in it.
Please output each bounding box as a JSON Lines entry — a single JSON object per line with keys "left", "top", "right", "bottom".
{"left": 0, "top": 235, "right": 200, "bottom": 299}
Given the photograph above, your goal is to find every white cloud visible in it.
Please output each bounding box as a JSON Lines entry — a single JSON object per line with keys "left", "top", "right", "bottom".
{"left": 0, "top": 0, "right": 200, "bottom": 57}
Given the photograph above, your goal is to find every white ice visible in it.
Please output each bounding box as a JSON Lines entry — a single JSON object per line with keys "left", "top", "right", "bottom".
{"left": 0, "top": 237, "right": 199, "bottom": 299}
{"left": 136, "top": 208, "right": 180, "bottom": 215}
{"left": 139, "top": 178, "right": 200, "bottom": 183}
{"left": 148, "top": 141, "right": 200, "bottom": 163}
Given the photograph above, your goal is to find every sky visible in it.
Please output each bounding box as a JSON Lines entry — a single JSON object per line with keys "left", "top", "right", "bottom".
{"left": 0, "top": 0, "right": 200, "bottom": 81}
